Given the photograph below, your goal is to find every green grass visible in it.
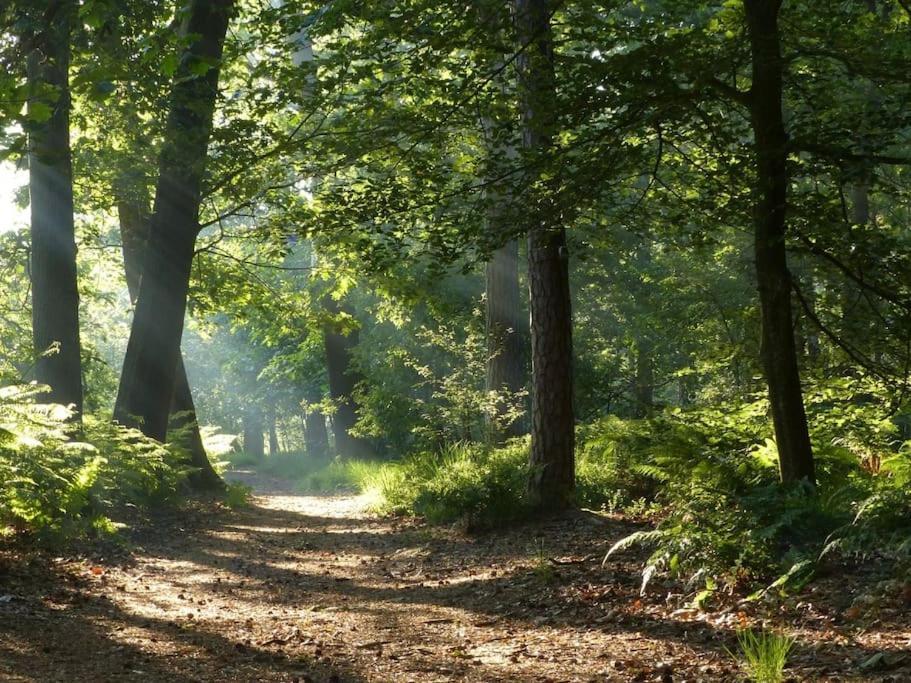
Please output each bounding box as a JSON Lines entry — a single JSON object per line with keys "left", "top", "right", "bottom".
{"left": 732, "top": 629, "right": 794, "bottom": 683}
{"left": 298, "top": 441, "right": 531, "bottom": 528}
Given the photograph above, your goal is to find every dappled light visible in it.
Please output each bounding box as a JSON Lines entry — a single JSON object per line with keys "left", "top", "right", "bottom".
{"left": 3, "top": 0, "right": 911, "bottom": 680}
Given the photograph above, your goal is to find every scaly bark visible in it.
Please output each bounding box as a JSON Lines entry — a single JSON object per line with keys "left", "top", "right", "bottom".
{"left": 516, "top": 0, "right": 575, "bottom": 509}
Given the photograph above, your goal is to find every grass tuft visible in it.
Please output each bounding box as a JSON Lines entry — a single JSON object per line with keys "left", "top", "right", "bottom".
{"left": 732, "top": 628, "right": 794, "bottom": 683}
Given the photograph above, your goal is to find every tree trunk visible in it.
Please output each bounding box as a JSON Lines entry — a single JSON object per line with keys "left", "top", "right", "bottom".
{"left": 117, "top": 191, "right": 223, "bottom": 491}
{"left": 304, "top": 409, "right": 330, "bottom": 461}
{"left": 634, "top": 339, "right": 654, "bottom": 418}
{"left": 114, "top": 0, "right": 233, "bottom": 441}
{"left": 516, "top": 0, "right": 575, "bottom": 509}
{"left": 26, "top": 0, "right": 83, "bottom": 417}
{"left": 323, "top": 298, "right": 372, "bottom": 459}
{"left": 486, "top": 238, "right": 528, "bottom": 441}
{"left": 268, "top": 405, "right": 280, "bottom": 455}
{"left": 243, "top": 407, "right": 264, "bottom": 459}
{"left": 745, "top": 0, "right": 815, "bottom": 485}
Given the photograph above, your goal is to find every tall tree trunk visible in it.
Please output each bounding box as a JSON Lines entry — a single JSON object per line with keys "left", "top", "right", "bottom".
{"left": 26, "top": 0, "right": 83, "bottom": 417}
{"left": 480, "top": 9, "right": 528, "bottom": 444}
{"left": 243, "top": 407, "right": 264, "bottom": 459}
{"left": 745, "top": 0, "right": 815, "bottom": 485}
{"left": 117, "top": 190, "right": 223, "bottom": 491}
{"left": 323, "top": 298, "right": 372, "bottom": 459}
{"left": 486, "top": 238, "right": 528, "bottom": 441}
{"left": 114, "top": 0, "right": 233, "bottom": 440}
{"left": 516, "top": 0, "right": 575, "bottom": 509}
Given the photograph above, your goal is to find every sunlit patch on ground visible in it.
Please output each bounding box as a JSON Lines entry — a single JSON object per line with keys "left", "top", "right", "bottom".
{"left": 1, "top": 474, "right": 909, "bottom": 682}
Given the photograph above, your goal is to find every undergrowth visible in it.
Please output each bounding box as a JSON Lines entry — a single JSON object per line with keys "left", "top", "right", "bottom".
{"left": 0, "top": 384, "right": 188, "bottom": 542}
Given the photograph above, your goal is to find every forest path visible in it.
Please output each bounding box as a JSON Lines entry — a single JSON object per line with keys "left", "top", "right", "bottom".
{"left": 0, "top": 472, "right": 905, "bottom": 682}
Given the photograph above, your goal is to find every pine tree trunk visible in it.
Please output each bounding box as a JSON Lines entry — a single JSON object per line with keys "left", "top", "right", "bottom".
{"left": 516, "top": 0, "right": 575, "bottom": 509}
{"left": 26, "top": 0, "right": 83, "bottom": 417}
{"left": 114, "top": 0, "right": 233, "bottom": 441}
{"left": 745, "top": 0, "right": 815, "bottom": 485}
{"left": 323, "top": 298, "right": 372, "bottom": 459}
{"left": 117, "top": 191, "right": 223, "bottom": 491}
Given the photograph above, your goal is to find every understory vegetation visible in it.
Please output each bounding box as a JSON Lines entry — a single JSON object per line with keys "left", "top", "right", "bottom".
{"left": 2, "top": 5, "right": 911, "bottom": 679}
{"left": 0, "top": 384, "right": 188, "bottom": 540}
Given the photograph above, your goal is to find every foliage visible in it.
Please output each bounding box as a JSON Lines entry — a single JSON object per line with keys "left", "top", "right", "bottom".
{"left": 303, "top": 441, "right": 531, "bottom": 528}
{"left": 223, "top": 482, "right": 252, "bottom": 510}
{"left": 598, "top": 384, "right": 907, "bottom": 592}
{"left": 731, "top": 629, "right": 794, "bottom": 683}
{"left": 0, "top": 384, "right": 187, "bottom": 541}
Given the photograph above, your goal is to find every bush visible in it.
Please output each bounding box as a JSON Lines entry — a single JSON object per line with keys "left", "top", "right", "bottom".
{"left": 0, "top": 384, "right": 187, "bottom": 541}
{"left": 586, "top": 399, "right": 888, "bottom": 591}
{"left": 303, "top": 441, "right": 531, "bottom": 528}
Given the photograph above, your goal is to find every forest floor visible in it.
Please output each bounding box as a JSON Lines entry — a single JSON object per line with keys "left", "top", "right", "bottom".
{"left": 1, "top": 471, "right": 909, "bottom": 682}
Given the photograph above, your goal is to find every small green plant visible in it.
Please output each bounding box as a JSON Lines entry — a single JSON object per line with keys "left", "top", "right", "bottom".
{"left": 530, "top": 538, "right": 555, "bottom": 583}
{"left": 731, "top": 628, "right": 794, "bottom": 683}
{"left": 223, "top": 482, "right": 252, "bottom": 509}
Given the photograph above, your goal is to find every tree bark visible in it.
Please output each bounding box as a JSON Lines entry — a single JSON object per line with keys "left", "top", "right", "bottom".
{"left": 268, "top": 405, "right": 280, "bottom": 455}
{"left": 486, "top": 238, "right": 528, "bottom": 441}
{"left": 114, "top": 0, "right": 233, "bottom": 441}
{"left": 243, "top": 406, "right": 264, "bottom": 459}
{"left": 26, "top": 0, "right": 83, "bottom": 417}
{"left": 516, "top": 0, "right": 575, "bottom": 509}
{"left": 745, "top": 0, "right": 815, "bottom": 485}
{"left": 304, "top": 409, "right": 330, "bottom": 461}
{"left": 117, "top": 189, "right": 223, "bottom": 491}
{"left": 323, "top": 298, "right": 372, "bottom": 459}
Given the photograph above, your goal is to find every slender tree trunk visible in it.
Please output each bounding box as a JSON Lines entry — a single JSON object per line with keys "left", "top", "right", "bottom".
{"left": 745, "top": 0, "right": 815, "bottom": 485}
{"left": 243, "top": 407, "right": 264, "bottom": 459}
{"left": 26, "top": 0, "right": 83, "bottom": 417}
{"left": 268, "top": 405, "right": 280, "bottom": 455}
{"left": 323, "top": 298, "right": 372, "bottom": 459}
{"left": 117, "top": 191, "right": 223, "bottom": 491}
{"left": 114, "top": 0, "right": 233, "bottom": 440}
{"left": 516, "top": 0, "right": 575, "bottom": 509}
{"left": 634, "top": 340, "right": 654, "bottom": 418}
{"left": 486, "top": 238, "right": 528, "bottom": 441}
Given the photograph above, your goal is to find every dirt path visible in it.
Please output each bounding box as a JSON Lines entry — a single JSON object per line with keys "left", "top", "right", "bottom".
{"left": 1, "top": 473, "right": 908, "bottom": 682}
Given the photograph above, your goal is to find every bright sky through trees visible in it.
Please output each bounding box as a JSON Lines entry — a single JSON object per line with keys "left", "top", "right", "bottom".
{"left": 0, "top": 163, "right": 26, "bottom": 233}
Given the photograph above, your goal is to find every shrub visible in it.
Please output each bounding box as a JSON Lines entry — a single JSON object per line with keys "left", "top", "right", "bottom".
{"left": 0, "top": 384, "right": 187, "bottom": 541}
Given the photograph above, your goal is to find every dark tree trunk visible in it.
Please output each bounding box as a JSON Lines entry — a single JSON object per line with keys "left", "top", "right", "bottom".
{"left": 117, "top": 190, "right": 223, "bottom": 491}
{"left": 26, "top": 0, "right": 83, "bottom": 417}
{"left": 486, "top": 238, "right": 528, "bottom": 441}
{"left": 516, "top": 0, "right": 575, "bottom": 509}
{"left": 323, "top": 298, "right": 372, "bottom": 459}
{"left": 745, "top": 0, "right": 815, "bottom": 485}
{"left": 114, "top": 0, "right": 233, "bottom": 441}
{"left": 243, "top": 407, "right": 264, "bottom": 460}
{"left": 304, "top": 409, "right": 330, "bottom": 461}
